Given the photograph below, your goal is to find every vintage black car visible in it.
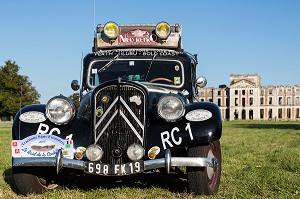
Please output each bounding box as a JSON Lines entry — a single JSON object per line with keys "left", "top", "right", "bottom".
{"left": 12, "top": 22, "right": 222, "bottom": 195}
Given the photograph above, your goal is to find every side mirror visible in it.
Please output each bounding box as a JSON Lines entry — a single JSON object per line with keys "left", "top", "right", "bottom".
{"left": 196, "top": 76, "right": 207, "bottom": 89}
{"left": 71, "top": 80, "right": 80, "bottom": 91}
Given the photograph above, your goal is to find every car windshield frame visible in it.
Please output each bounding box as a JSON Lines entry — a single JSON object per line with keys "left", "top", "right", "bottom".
{"left": 87, "top": 58, "right": 185, "bottom": 89}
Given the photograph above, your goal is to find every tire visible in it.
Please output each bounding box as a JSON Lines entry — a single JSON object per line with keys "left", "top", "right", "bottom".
{"left": 187, "top": 140, "right": 221, "bottom": 195}
{"left": 13, "top": 170, "right": 59, "bottom": 196}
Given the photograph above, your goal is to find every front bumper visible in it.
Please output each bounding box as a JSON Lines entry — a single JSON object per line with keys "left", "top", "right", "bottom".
{"left": 12, "top": 149, "right": 218, "bottom": 174}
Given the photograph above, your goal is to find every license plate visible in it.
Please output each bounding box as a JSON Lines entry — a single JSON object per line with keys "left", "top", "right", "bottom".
{"left": 84, "top": 161, "right": 144, "bottom": 176}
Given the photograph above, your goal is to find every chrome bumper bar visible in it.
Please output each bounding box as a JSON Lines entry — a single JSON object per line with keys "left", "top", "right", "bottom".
{"left": 12, "top": 149, "right": 218, "bottom": 174}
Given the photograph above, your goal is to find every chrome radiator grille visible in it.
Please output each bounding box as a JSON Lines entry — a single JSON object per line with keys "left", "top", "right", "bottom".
{"left": 94, "top": 84, "right": 146, "bottom": 164}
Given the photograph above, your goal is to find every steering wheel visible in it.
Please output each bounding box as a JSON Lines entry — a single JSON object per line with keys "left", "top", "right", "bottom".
{"left": 149, "top": 77, "right": 173, "bottom": 83}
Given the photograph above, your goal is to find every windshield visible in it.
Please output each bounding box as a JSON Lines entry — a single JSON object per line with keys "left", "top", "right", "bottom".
{"left": 88, "top": 59, "right": 184, "bottom": 88}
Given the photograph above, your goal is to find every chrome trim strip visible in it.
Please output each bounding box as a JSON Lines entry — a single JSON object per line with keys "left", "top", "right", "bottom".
{"left": 143, "top": 157, "right": 218, "bottom": 170}
{"left": 87, "top": 58, "right": 185, "bottom": 89}
{"left": 95, "top": 96, "right": 118, "bottom": 129}
{"left": 120, "top": 96, "right": 144, "bottom": 130}
{"left": 13, "top": 157, "right": 57, "bottom": 167}
{"left": 13, "top": 156, "right": 217, "bottom": 172}
{"left": 95, "top": 110, "right": 118, "bottom": 143}
{"left": 170, "top": 157, "right": 217, "bottom": 168}
{"left": 120, "top": 110, "right": 143, "bottom": 143}
{"left": 12, "top": 157, "right": 85, "bottom": 170}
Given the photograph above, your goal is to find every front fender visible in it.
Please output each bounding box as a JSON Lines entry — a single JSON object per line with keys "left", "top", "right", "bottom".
{"left": 12, "top": 104, "right": 48, "bottom": 140}
{"left": 12, "top": 104, "right": 91, "bottom": 149}
{"left": 145, "top": 102, "right": 222, "bottom": 157}
{"left": 184, "top": 102, "right": 222, "bottom": 143}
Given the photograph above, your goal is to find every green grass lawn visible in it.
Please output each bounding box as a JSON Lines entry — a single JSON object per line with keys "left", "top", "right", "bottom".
{"left": 1, "top": 121, "right": 299, "bottom": 198}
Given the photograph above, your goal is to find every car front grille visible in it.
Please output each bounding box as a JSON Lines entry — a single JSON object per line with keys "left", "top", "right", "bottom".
{"left": 94, "top": 83, "right": 146, "bottom": 164}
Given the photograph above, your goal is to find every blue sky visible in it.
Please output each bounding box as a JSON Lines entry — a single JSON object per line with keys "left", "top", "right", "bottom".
{"left": 1, "top": 1, "right": 299, "bottom": 103}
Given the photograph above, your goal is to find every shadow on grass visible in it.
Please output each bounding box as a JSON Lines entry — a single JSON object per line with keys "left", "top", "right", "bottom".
{"left": 231, "top": 122, "right": 300, "bottom": 130}
{"left": 2, "top": 168, "right": 20, "bottom": 194}
{"left": 4, "top": 167, "right": 188, "bottom": 195}
{"left": 63, "top": 171, "right": 188, "bottom": 193}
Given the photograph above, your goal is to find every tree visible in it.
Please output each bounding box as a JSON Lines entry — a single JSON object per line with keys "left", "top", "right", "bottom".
{"left": 0, "top": 60, "right": 40, "bottom": 119}
{"left": 69, "top": 92, "right": 80, "bottom": 108}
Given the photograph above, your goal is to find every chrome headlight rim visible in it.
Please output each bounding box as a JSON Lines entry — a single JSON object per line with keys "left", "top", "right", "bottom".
{"left": 157, "top": 94, "right": 186, "bottom": 122}
{"left": 45, "top": 95, "right": 76, "bottom": 125}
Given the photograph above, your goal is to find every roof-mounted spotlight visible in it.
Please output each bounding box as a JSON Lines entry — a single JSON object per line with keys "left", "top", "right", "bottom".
{"left": 156, "top": 22, "right": 171, "bottom": 39}
{"left": 104, "top": 22, "right": 119, "bottom": 39}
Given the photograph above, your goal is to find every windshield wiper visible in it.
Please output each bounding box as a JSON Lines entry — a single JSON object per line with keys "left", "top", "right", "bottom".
{"left": 98, "top": 54, "right": 119, "bottom": 72}
{"left": 145, "top": 54, "right": 157, "bottom": 81}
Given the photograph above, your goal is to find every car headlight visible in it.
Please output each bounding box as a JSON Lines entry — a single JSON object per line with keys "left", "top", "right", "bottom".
{"left": 46, "top": 96, "right": 76, "bottom": 125}
{"left": 157, "top": 94, "right": 185, "bottom": 122}
{"left": 127, "top": 143, "right": 144, "bottom": 161}
{"left": 156, "top": 22, "right": 171, "bottom": 39}
{"left": 104, "top": 21, "right": 119, "bottom": 39}
{"left": 86, "top": 145, "right": 104, "bottom": 162}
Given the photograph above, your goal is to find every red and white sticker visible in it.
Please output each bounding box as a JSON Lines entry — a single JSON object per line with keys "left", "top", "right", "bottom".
{"left": 118, "top": 29, "right": 157, "bottom": 45}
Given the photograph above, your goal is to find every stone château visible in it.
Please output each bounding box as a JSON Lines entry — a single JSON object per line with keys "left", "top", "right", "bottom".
{"left": 197, "top": 74, "right": 300, "bottom": 121}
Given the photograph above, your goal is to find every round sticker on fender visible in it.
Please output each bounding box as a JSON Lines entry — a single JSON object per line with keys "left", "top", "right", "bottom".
{"left": 19, "top": 111, "right": 46, "bottom": 123}
{"left": 185, "top": 109, "right": 212, "bottom": 121}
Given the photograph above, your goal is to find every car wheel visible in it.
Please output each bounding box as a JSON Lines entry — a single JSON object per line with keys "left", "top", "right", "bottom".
{"left": 187, "top": 140, "right": 221, "bottom": 195}
{"left": 13, "top": 171, "right": 59, "bottom": 195}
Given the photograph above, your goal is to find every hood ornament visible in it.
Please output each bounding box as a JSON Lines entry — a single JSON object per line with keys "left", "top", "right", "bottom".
{"left": 118, "top": 77, "right": 122, "bottom": 83}
{"left": 130, "top": 95, "right": 142, "bottom": 105}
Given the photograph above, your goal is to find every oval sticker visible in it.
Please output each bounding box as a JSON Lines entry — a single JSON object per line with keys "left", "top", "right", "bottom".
{"left": 185, "top": 109, "right": 212, "bottom": 122}
{"left": 19, "top": 111, "right": 46, "bottom": 123}
{"left": 31, "top": 139, "right": 55, "bottom": 152}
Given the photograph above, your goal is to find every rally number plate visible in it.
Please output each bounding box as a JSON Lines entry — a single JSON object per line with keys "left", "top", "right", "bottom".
{"left": 84, "top": 161, "right": 144, "bottom": 176}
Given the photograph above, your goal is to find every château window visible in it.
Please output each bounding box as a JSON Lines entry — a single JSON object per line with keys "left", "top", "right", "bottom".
{"left": 296, "top": 97, "right": 300, "bottom": 105}
{"left": 268, "top": 109, "right": 272, "bottom": 119}
{"left": 269, "top": 90, "right": 273, "bottom": 95}
{"left": 287, "top": 108, "right": 291, "bottom": 118}
{"left": 278, "top": 97, "right": 282, "bottom": 105}
{"left": 218, "top": 98, "right": 221, "bottom": 106}
{"left": 260, "top": 97, "right": 264, "bottom": 105}
{"left": 269, "top": 97, "right": 272, "bottom": 105}
{"left": 278, "top": 108, "right": 282, "bottom": 118}
{"left": 260, "top": 109, "right": 264, "bottom": 119}
{"left": 287, "top": 97, "right": 291, "bottom": 105}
